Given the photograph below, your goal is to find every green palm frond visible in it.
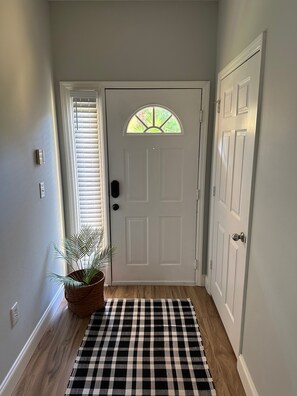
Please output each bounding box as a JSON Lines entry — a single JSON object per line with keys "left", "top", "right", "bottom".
{"left": 90, "top": 246, "right": 115, "bottom": 269}
{"left": 47, "top": 273, "right": 84, "bottom": 287}
{"left": 50, "top": 225, "right": 114, "bottom": 287}
{"left": 72, "top": 226, "right": 102, "bottom": 256}
{"left": 83, "top": 268, "right": 100, "bottom": 285}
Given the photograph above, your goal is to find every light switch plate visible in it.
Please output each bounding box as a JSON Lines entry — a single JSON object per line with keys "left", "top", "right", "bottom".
{"left": 35, "top": 149, "right": 45, "bottom": 165}
{"left": 39, "top": 182, "right": 45, "bottom": 199}
{"left": 10, "top": 302, "right": 19, "bottom": 327}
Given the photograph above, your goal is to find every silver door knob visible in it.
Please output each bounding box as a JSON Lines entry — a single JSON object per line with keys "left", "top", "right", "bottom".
{"left": 232, "top": 232, "right": 246, "bottom": 243}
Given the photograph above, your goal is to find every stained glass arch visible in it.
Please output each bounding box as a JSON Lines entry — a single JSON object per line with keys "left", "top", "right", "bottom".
{"left": 126, "top": 105, "right": 182, "bottom": 135}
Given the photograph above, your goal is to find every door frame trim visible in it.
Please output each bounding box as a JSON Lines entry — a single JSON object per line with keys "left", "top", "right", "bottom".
{"left": 60, "top": 81, "right": 210, "bottom": 286}
{"left": 207, "top": 32, "right": 266, "bottom": 351}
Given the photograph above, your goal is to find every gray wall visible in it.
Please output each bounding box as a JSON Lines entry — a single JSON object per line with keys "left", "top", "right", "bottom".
{"left": 0, "top": 0, "right": 64, "bottom": 386}
{"left": 49, "top": 1, "right": 217, "bottom": 82}
{"left": 49, "top": 0, "right": 218, "bottom": 270}
{"left": 217, "top": 0, "right": 297, "bottom": 395}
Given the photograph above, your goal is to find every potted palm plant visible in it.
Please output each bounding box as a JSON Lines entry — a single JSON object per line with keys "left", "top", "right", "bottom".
{"left": 49, "top": 225, "right": 114, "bottom": 317}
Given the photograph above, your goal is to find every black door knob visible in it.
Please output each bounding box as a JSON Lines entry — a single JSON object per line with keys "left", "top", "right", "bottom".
{"left": 112, "top": 204, "right": 119, "bottom": 211}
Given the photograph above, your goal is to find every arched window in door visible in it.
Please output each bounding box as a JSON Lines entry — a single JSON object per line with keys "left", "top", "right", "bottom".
{"left": 126, "top": 105, "right": 182, "bottom": 134}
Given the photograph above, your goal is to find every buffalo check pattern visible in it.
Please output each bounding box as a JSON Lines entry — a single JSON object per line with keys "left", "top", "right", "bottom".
{"left": 65, "top": 299, "right": 216, "bottom": 395}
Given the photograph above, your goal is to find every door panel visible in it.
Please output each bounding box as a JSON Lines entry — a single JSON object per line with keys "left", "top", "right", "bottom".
{"left": 211, "top": 52, "right": 261, "bottom": 355}
{"left": 125, "top": 217, "right": 148, "bottom": 265}
{"left": 160, "top": 148, "right": 183, "bottom": 202}
{"left": 230, "top": 131, "right": 246, "bottom": 216}
{"left": 159, "top": 216, "right": 182, "bottom": 265}
{"left": 219, "top": 131, "right": 231, "bottom": 205}
{"left": 237, "top": 77, "right": 250, "bottom": 114}
{"left": 106, "top": 89, "right": 201, "bottom": 284}
{"left": 225, "top": 238, "right": 238, "bottom": 320}
{"left": 215, "top": 223, "right": 226, "bottom": 295}
{"left": 125, "top": 149, "right": 148, "bottom": 202}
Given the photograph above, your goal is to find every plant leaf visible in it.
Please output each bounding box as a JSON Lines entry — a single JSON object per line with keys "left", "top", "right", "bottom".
{"left": 47, "top": 273, "right": 84, "bottom": 287}
{"left": 51, "top": 226, "right": 114, "bottom": 285}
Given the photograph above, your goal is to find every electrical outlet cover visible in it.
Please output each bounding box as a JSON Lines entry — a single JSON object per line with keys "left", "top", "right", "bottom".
{"left": 10, "top": 302, "right": 19, "bottom": 327}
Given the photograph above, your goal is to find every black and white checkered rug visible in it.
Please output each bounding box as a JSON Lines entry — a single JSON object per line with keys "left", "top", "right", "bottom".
{"left": 65, "top": 299, "right": 216, "bottom": 395}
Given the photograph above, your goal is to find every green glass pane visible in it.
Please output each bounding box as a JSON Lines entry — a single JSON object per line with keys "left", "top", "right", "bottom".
{"left": 137, "top": 107, "right": 153, "bottom": 127}
{"left": 155, "top": 107, "right": 171, "bottom": 127}
{"left": 127, "top": 116, "right": 146, "bottom": 133}
{"left": 162, "top": 115, "right": 181, "bottom": 133}
{"left": 146, "top": 127, "right": 162, "bottom": 134}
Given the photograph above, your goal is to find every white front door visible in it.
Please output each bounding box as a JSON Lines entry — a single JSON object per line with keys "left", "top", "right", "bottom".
{"left": 211, "top": 52, "right": 261, "bottom": 355}
{"left": 106, "top": 89, "right": 202, "bottom": 284}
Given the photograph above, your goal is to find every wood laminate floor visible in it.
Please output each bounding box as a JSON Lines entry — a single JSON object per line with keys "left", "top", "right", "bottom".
{"left": 12, "top": 286, "right": 245, "bottom": 396}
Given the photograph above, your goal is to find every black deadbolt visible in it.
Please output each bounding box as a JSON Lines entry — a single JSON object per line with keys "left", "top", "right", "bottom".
{"left": 111, "top": 180, "right": 120, "bottom": 198}
{"left": 112, "top": 204, "right": 120, "bottom": 211}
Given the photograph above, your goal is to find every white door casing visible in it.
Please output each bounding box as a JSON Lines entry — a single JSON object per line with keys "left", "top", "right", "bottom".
{"left": 211, "top": 48, "right": 262, "bottom": 356}
{"left": 106, "top": 89, "right": 202, "bottom": 284}
{"left": 60, "top": 81, "right": 209, "bottom": 286}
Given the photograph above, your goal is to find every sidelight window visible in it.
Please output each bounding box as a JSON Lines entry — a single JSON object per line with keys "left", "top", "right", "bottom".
{"left": 70, "top": 93, "right": 105, "bottom": 231}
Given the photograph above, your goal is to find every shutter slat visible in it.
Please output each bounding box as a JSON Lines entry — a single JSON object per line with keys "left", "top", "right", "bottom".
{"left": 75, "top": 133, "right": 98, "bottom": 137}
{"left": 76, "top": 161, "right": 100, "bottom": 166}
{"left": 76, "top": 148, "right": 100, "bottom": 153}
{"left": 74, "top": 122, "right": 98, "bottom": 127}
{"left": 75, "top": 139, "right": 98, "bottom": 142}
{"left": 78, "top": 180, "right": 101, "bottom": 184}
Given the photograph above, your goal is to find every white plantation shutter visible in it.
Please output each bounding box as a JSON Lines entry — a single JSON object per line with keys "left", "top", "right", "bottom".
{"left": 71, "top": 93, "right": 104, "bottom": 230}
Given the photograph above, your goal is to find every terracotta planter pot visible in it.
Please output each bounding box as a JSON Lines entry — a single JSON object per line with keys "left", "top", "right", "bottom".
{"left": 64, "top": 270, "right": 105, "bottom": 318}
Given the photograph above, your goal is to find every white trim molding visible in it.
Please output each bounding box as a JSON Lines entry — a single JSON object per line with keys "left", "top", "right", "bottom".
{"left": 237, "top": 355, "right": 259, "bottom": 396}
{"left": 49, "top": 0, "right": 218, "bottom": 3}
{"left": 0, "top": 287, "right": 64, "bottom": 396}
{"left": 218, "top": 33, "right": 265, "bottom": 81}
{"left": 204, "top": 275, "right": 211, "bottom": 294}
{"left": 111, "top": 281, "right": 197, "bottom": 286}
{"left": 60, "top": 80, "right": 210, "bottom": 90}
{"left": 60, "top": 81, "right": 210, "bottom": 287}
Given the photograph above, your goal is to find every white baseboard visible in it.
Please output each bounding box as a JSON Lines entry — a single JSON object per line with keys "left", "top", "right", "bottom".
{"left": 0, "top": 286, "right": 64, "bottom": 396}
{"left": 237, "top": 354, "right": 259, "bottom": 396}
{"left": 205, "top": 275, "right": 211, "bottom": 295}
{"left": 196, "top": 274, "right": 205, "bottom": 287}
{"left": 111, "top": 281, "right": 196, "bottom": 286}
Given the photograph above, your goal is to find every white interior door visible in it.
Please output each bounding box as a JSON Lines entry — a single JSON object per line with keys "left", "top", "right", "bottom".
{"left": 211, "top": 52, "right": 261, "bottom": 355}
{"left": 106, "top": 89, "right": 202, "bottom": 284}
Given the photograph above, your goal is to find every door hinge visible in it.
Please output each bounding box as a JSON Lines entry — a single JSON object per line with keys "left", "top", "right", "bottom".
{"left": 216, "top": 99, "right": 221, "bottom": 113}
{"left": 212, "top": 186, "right": 216, "bottom": 197}
{"left": 196, "top": 189, "right": 200, "bottom": 201}
{"left": 199, "top": 110, "right": 203, "bottom": 123}
{"left": 210, "top": 259, "right": 213, "bottom": 270}
{"left": 194, "top": 259, "right": 199, "bottom": 270}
